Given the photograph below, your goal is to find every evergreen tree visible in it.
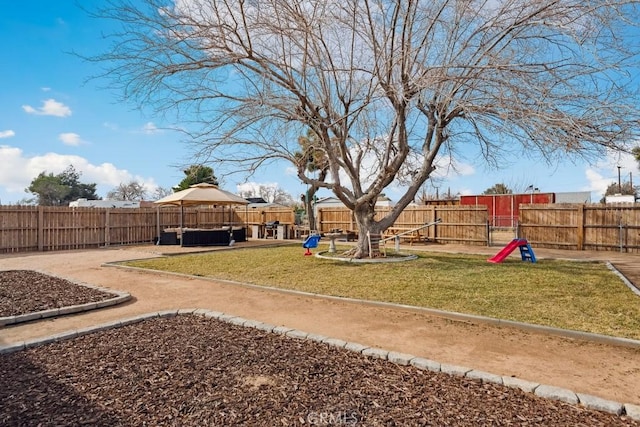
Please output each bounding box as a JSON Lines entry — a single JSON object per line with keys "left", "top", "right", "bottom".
{"left": 295, "top": 130, "right": 329, "bottom": 231}
{"left": 27, "top": 165, "right": 99, "bottom": 206}
{"left": 173, "top": 165, "right": 219, "bottom": 192}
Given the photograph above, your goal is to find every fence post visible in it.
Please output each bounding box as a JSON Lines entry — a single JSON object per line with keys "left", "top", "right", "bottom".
{"left": 37, "top": 206, "right": 44, "bottom": 252}
{"left": 486, "top": 220, "right": 491, "bottom": 246}
{"left": 156, "top": 207, "right": 161, "bottom": 244}
{"left": 431, "top": 206, "right": 437, "bottom": 242}
{"left": 576, "top": 204, "right": 585, "bottom": 251}
{"left": 105, "top": 209, "right": 110, "bottom": 247}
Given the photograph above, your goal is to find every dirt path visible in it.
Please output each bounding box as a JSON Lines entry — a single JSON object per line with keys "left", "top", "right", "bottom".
{"left": 1, "top": 244, "right": 640, "bottom": 407}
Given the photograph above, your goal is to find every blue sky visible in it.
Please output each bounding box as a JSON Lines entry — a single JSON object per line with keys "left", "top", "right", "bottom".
{"left": 0, "top": 1, "right": 638, "bottom": 205}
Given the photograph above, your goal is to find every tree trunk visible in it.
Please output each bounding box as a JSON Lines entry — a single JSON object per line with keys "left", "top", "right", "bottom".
{"left": 305, "top": 186, "right": 319, "bottom": 232}
{"left": 345, "top": 202, "right": 383, "bottom": 259}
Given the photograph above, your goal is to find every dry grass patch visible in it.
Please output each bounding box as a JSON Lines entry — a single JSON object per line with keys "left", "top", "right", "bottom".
{"left": 123, "top": 244, "right": 640, "bottom": 340}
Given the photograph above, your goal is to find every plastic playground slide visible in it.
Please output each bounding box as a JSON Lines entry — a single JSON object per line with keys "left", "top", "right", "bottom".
{"left": 487, "top": 238, "right": 529, "bottom": 263}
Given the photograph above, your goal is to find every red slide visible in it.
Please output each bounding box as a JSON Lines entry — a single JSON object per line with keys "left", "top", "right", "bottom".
{"left": 487, "top": 239, "right": 528, "bottom": 263}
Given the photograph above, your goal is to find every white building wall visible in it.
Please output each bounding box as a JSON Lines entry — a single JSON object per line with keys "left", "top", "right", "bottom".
{"left": 69, "top": 199, "right": 140, "bottom": 208}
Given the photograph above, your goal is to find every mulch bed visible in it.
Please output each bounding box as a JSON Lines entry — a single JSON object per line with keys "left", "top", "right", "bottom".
{"left": 2, "top": 319, "right": 639, "bottom": 426}
{"left": 1, "top": 270, "right": 639, "bottom": 426}
{"left": 0, "top": 270, "right": 115, "bottom": 317}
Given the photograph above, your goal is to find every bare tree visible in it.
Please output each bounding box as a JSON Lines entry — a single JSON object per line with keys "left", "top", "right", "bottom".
{"left": 239, "top": 183, "right": 295, "bottom": 205}
{"left": 153, "top": 186, "right": 173, "bottom": 200}
{"left": 90, "top": 0, "right": 640, "bottom": 257}
{"left": 106, "top": 181, "right": 148, "bottom": 201}
{"left": 601, "top": 181, "right": 639, "bottom": 202}
{"left": 266, "top": 187, "right": 296, "bottom": 205}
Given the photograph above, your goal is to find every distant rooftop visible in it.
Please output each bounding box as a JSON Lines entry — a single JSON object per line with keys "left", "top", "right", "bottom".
{"left": 245, "top": 197, "right": 267, "bottom": 204}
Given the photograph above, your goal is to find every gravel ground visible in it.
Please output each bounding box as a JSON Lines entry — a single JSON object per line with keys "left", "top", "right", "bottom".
{"left": 1, "top": 270, "right": 639, "bottom": 426}
{"left": 0, "top": 270, "right": 115, "bottom": 317}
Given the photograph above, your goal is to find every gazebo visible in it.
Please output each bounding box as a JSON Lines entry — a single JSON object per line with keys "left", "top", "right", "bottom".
{"left": 154, "top": 183, "right": 249, "bottom": 246}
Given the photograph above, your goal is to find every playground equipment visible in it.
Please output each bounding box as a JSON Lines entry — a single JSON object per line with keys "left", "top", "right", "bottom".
{"left": 367, "top": 231, "right": 386, "bottom": 258}
{"left": 302, "top": 234, "right": 322, "bottom": 256}
{"left": 487, "top": 238, "right": 536, "bottom": 263}
{"left": 378, "top": 218, "right": 443, "bottom": 254}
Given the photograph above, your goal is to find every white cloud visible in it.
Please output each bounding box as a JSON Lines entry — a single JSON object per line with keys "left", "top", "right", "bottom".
{"left": 58, "top": 132, "right": 84, "bottom": 146}
{"left": 141, "top": 122, "right": 160, "bottom": 134}
{"left": 284, "top": 166, "right": 298, "bottom": 176}
{"left": 103, "top": 121, "right": 165, "bottom": 135}
{"left": 457, "top": 187, "right": 476, "bottom": 196}
{"left": 426, "top": 158, "right": 476, "bottom": 182}
{"left": 0, "top": 146, "right": 31, "bottom": 194}
{"left": 584, "top": 149, "right": 638, "bottom": 197}
{"left": 596, "top": 149, "right": 637, "bottom": 172}
{"left": 0, "top": 145, "right": 158, "bottom": 202}
{"left": 0, "top": 130, "right": 15, "bottom": 138}
{"left": 584, "top": 168, "right": 609, "bottom": 197}
{"left": 22, "top": 98, "right": 72, "bottom": 117}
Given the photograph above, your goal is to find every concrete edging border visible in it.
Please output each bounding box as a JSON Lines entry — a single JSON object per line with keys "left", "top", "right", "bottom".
{"left": 104, "top": 261, "right": 640, "bottom": 350}
{"left": 1, "top": 309, "right": 638, "bottom": 422}
{"left": 607, "top": 261, "right": 640, "bottom": 297}
{"left": 0, "top": 269, "right": 132, "bottom": 327}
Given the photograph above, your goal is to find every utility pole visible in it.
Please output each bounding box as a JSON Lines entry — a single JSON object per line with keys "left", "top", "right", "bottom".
{"left": 618, "top": 166, "right": 622, "bottom": 193}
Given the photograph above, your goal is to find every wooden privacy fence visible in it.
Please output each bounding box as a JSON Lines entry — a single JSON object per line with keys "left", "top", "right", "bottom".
{"left": 317, "top": 205, "right": 489, "bottom": 246}
{"left": 0, "top": 205, "right": 295, "bottom": 254}
{"left": 519, "top": 203, "right": 640, "bottom": 253}
{"left": 2, "top": 203, "right": 640, "bottom": 254}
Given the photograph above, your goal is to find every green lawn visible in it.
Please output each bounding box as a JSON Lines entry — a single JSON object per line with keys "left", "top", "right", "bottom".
{"left": 123, "top": 244, "right": 640, "bottom": 340}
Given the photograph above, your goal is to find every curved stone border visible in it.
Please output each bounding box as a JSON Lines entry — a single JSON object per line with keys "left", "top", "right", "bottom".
{"left": 315, "top": 250, "right": 418, "bottom": 263}
{"left": 0, "top": 272, "right": 132, "bottom": 327}
{"left": 1, "top": 309, "right": 638, "bottom": 422}
{"left": 105, "top": 261, "right": 640, "bottom": 349}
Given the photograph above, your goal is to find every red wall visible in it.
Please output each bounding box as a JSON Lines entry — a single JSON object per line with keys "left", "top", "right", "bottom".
{"left": 460, "top": 193, "right": 555, "bottom": 227}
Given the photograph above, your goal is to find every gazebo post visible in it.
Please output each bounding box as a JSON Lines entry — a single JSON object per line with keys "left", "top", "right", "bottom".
{"left": 180, "top": 201, "right": 184, "bottom": 247}
{"left": 156, "top": 206, "right": 161, "bottom": 245}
